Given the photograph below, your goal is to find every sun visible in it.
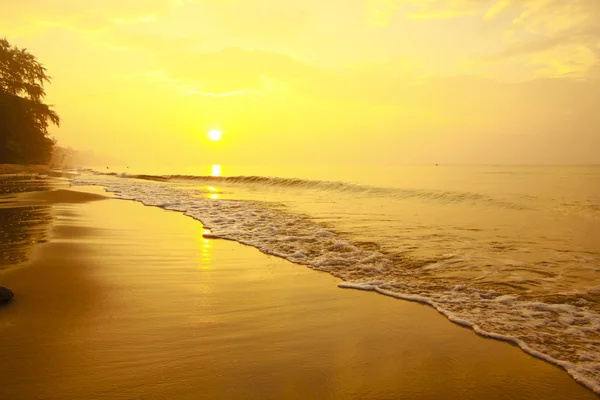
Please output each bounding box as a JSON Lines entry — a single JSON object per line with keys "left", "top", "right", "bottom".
{"left": 208, "top": 129, "right": 223, "bottom": 141}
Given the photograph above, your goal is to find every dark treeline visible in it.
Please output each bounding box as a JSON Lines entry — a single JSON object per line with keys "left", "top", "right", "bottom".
{"left": 0, "top": 37, "right": 60, "bottom": 164}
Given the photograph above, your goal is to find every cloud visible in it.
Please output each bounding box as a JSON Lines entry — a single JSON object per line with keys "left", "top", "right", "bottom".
{"left": 469, "top": 0, "right": 600, "bottom": 81}
{"left": 366, "top": 0, "right": 495, "bottom": 24}
{"left": 155, "top": 47, "right": 313, "bottom": 94}
{"left": 131, "top": 66, "right": 288, "bottom": 98}
{"left": 0, "top": 0, "right": 182, "bottom": 34}
{"left": 365, "top": 0, "right": 402, "bottom": 26}
{"left": 528, "top": 43, "right": 597, "bottom": 79}
{"left": 197, "top": 0, "right": 314, "bottom": 42}
{"left": 485, "top": 0, "right": 599, "bottom": 40}
{"left": 484, "top": 0, "right": 513, "bottom": 20}
{"left": 184, "top": 89, "right": 262, "bottom": 97}
{"left": 4, "top": 0, "right": 599, "bottom": 90}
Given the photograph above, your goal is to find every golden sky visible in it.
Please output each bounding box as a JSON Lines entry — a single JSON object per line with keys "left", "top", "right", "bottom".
{"left": 3, "top": 0, "right": 599, "bottom": 165}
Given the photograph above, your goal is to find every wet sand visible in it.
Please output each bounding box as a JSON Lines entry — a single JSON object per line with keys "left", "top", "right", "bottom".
{"left": 0, "top": 164, "right": 57, "bottom": 176}
{"left": 0, "top": 182, "right": 597, "bottom": 399}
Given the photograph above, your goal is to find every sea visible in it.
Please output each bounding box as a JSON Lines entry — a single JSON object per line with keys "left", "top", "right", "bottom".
{"left": 73, "top": 164, "right": 600, "bottom": 393}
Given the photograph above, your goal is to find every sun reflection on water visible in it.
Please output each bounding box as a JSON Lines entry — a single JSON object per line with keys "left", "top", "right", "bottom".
{"left": 206, "top": 186, "right": 220, "bottom": 199}
{"left": 211, "top": 165, "right": 221, "bottom": 177}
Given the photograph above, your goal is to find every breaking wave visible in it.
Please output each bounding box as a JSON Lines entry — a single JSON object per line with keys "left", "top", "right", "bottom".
{"left": 86, "top": 171, "right": 528, "bottom": 210}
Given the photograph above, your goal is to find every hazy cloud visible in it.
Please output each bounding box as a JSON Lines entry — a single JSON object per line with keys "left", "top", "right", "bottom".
{"left": 1, "top": 0, "right": 598, "bottom": 163}
{"left": 366, "top": 0, "right": 495, "bottom": 24}
{"left": 1, "top": 0, "right": 182, "bottom": 33}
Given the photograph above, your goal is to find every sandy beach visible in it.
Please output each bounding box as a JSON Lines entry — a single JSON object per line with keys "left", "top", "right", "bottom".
{"left": 0, "top": 178, "right": 597, "bottom": 400}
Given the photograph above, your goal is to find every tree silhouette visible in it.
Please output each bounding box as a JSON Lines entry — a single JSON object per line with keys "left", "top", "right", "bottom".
{"left": 0, "top": 38, "right": 60, "bottom": 164}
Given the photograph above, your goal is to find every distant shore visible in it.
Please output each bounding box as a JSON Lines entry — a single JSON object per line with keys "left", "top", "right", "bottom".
{"left": 0, "top": 174, "right": 597, "bottom": 399}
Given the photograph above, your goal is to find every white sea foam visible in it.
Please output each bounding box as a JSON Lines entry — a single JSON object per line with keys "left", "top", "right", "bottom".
{"left": 73, "top": 174, "right": 600, "bottom": 394}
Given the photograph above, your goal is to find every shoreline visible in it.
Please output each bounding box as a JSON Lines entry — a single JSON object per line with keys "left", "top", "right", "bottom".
{"left": 0, "top": 177, "right": 598, "bottom": 399}
{"left": 338, "top": 282, "right": 599, "bottom": 394}
{"left": 80, "top": 175, "right": 600, "bottom": 396}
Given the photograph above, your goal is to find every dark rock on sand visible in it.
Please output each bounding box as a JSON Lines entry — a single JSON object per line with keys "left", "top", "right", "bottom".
{"left": 0, "top": 286, "right": 14, "bottom": 305}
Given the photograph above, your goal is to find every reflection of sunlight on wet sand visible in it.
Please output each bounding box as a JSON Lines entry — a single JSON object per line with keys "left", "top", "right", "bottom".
{"left": 211, "top": 165, "right": 221, "bottom": 177}
{"left": 192, "top": 226, "right": 216, "bottom": 326}
{"left": 198, "top": 228, "right": 213, "bottom": 270}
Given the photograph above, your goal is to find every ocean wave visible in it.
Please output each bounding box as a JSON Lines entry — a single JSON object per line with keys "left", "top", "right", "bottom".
{"left": 88, "top": 171, "right": 529, "bottom": 210}
{"left": 72, "top": 174, "right": 600, "bottom": 394}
